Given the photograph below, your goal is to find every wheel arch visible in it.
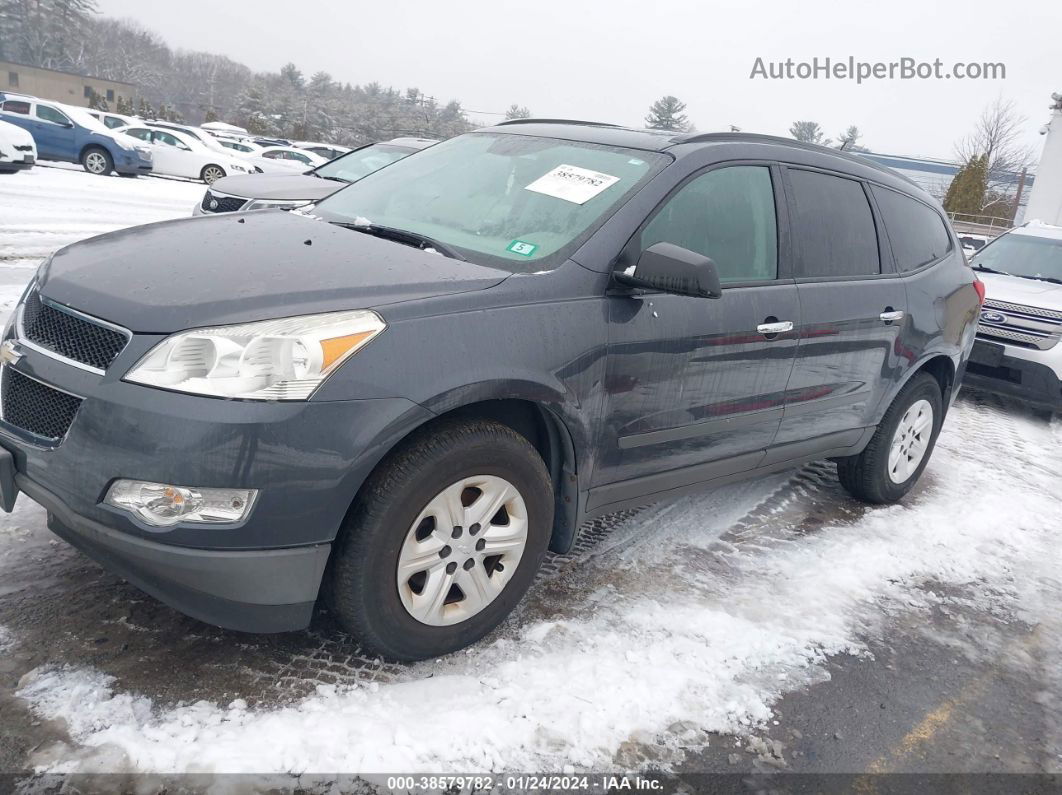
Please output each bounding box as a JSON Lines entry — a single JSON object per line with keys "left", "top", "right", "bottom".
{"left": 78, "top": 142, "right": 111, "bottom": 162}
{"left": 877, "top": 352, "right": 958, "bottom": 425}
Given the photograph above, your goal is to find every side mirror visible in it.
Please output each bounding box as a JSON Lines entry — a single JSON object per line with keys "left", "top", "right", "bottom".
{"left": 613, "top": 242, "right": 723, "bottom": 299}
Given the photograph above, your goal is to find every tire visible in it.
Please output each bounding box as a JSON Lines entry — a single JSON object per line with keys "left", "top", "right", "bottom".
{"left": 201, "top": 164, "right": 225, "bottom": 184}
{"left": 81, "top": 147, "right": 113, "bottom": 176}
{"left": 837, "top": 373, "right": 943, "bottom": 504}
{"left": 329, "top": 419, "right": 553, "bottom": 661}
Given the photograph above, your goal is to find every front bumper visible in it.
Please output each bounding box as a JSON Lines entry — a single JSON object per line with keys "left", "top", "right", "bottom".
{"left": 0, "top": 324, "right": 433, "bottom": 631}
{"left": 22, "top": 474, "right": 330, "bottom": 631}
{"left": 964, "top": 341, "right": 1062, "bottom": 409}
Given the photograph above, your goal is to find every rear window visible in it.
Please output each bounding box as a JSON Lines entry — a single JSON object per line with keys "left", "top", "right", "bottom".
{"left": 872, "top": 186, "right": 952, "bottom": 271}
{"left": 788, "top": 169, "right": 880, "bottom": 278}
{"left": 1, "top": 100, "right": 30, "bottom": 115}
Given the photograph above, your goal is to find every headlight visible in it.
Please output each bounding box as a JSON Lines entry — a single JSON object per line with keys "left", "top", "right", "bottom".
{"left": 105, "top": 480, "right": 257, "bottom": 527}
{"left": 243, "top": 198, "right": 312, "bottom": 211}
{"left": 124, "top": 310, "right": 386, "bottom": 400}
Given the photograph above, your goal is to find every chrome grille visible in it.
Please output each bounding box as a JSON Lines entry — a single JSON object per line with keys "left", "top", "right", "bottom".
{"left": 977, "top": 298, "right": 1062, "bottom": 351}
{"left": 19, "top": 289, "right": 129, "bottom": 372}
{"left": 0, "top": 368, "right": 82, "bottom": 442}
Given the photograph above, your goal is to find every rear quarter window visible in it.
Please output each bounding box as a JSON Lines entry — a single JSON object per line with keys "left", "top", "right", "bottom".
{"left": 872, "top": 186, "right": 953, "bottom": 271}
{"left": 1, "top": 100, "right": 30, "bottom": 115}
{"left": 787, "top": 168, "right": 880, "bottom": 278}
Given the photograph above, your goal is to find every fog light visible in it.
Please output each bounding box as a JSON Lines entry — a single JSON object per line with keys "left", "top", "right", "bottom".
{"left": 104, "top": 480, "right": 257, "bottom": 527}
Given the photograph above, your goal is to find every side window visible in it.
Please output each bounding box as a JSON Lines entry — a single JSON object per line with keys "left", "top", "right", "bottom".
{"left": 104, "top": 116, "right": 124, "bottom": 129}
{"left": 125, "top": 128, "right": 152, "bottom": 141}
{"left": 871, "top": 186, "right": 952, "bottom": 271}
{"left": 263, "top": 151, "right": 283, "bottom": 160}
{"left": 787, "top": 169, "right": 880, "bottom": 278}
{"left": 1, "top": 100, "right": 30, "bottom": 115}
{"left": 153, "top": 131, "right": 181, "bottom": 147}
{"left": 35, "top": 104, "right": 71, "bottom": 126}
{"left": 640, "top": 165, "right": 778, "bottom": 283}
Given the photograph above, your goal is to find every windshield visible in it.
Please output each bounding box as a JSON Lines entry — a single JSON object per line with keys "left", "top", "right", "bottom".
{"left": 313, "top": 132, "right": 669, "bottom": 271}
{"left": 971, "top": 232, "right": 1062, "bottom": 283}
{"left": 315, "top": 144, "right": 413, "bottom": 182}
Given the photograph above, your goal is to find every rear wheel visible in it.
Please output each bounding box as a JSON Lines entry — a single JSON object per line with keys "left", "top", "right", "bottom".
{"left": 81, "top": 147, "right": 113, "bottom": 176}
{"left": 837, "top": 373, "right": 943, "bottom": 504}
{"left": 201, "top": 164, "right": 225, "bottom": 184}
{"left": 329, "top": 419, "right": 553, "bottom": 661}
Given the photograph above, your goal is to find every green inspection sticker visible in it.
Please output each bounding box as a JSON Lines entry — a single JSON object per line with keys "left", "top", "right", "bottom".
{"left": 507, "top": 240, "right": 538, "bottom": 257}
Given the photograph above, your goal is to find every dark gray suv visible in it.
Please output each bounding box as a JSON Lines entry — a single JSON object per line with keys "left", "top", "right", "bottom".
{"left": 0, "top": 121, "right": 982, "bottom": 660}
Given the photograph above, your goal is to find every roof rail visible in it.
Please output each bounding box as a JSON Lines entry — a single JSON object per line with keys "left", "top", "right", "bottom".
{"left": 494, "top": 118, "right": 623, "bottom": 128}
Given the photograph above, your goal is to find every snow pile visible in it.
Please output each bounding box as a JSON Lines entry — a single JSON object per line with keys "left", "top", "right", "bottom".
{"left": 15, "top": 402, "right": 1060, "bottom": 775}
{"left": 0, "top": 165, "right": 202, "bottom": 270}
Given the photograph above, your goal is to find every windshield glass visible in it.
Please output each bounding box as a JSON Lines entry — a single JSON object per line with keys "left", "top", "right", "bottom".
{"left": 971, "top": 232, "right": 1062, "bottom": 283}
{"left": 313, "top": 132, "right": 669, "bottom": 271}
{"left": 315, "top": 144, "right": 414, "bottom": 182}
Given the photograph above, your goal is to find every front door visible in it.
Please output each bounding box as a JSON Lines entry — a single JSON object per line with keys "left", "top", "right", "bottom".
{"left": 32, "top": 103, "right": 72, "bottom": 160}
{"left": 592, "top": 163, "right": 799, "bottom": 507}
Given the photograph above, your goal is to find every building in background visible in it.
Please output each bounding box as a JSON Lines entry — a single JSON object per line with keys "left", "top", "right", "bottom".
{"left": 1024, "top": 93, "right": 1062, "bottom": 226}
{"left": 0, "top": 60, "right": 136, "bottom": 109}
{"left": 860, "top": 151, "right": 1035, "bottom": 223}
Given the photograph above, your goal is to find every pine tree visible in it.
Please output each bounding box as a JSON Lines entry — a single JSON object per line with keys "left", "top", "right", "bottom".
{"left": 505, "top": 104, "right": 530, "bottom": 120}
{"left": 943, "top": 154, "right": 988, "bottom": 219}
{"left": 789, "top": 121, "right": 830, "bottom": 146}
{"left": 836, "top": 125, "right": 861, "bottom": 151}
{"left": 645, "top": 96, "right": 690, "bottom": 131}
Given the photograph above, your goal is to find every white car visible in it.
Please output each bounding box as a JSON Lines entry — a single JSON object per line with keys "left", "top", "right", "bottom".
{"left": 87, "top": 110, "right": 139, "bottom": 131}
{"left": 213, "top": 139, "right": 306, "bottom": 174}
{"left": 115, "top": 124, "right": 251, "bottom": 183}
{"left": 294, "top": 140, "right": 351, "bottom": 161}
{"left": 0, "top": 117, "right": 36, "bottom": 173}
{"left": 257, "top": 146, "right": 327, "bottom": 170}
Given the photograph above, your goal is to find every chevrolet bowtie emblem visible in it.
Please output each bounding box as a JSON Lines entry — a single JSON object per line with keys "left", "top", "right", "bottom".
{"left": 0, "top": 340, "right": 23, "bottom": 366}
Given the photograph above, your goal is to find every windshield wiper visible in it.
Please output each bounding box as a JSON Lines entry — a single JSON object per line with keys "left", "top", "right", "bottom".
{"left": 330, "top": 221, "right": 466, "bottom": 261}
{"left": 1012, "top": 273, "right": 1062, "bottom": 285}
{"left": 313, "top": 172, "right": 349, "bottom": 183}
{"left": 971, "top": 264, "right": 1008, "bottom": 275}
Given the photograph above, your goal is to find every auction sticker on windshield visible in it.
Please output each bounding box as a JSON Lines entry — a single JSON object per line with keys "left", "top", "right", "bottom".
{"left": 525, "top": 164, "right": 620, "bottom": 204}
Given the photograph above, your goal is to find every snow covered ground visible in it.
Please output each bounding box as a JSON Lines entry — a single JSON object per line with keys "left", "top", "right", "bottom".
{"left": 0, "top": 164, "right": 1060, "bottom": 782}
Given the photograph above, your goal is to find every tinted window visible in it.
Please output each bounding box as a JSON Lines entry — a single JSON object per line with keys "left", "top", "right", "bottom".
{"left": 153, "top": 131, "right": 182, "bottom": 147}
{"left": 872, "top": 186, "right": 952, "bottom": 271}
{"left": 36, "top": 104, "right": 70, "bottom": 125}
{"left": 104, "top": 116, "right": 124, "bottom": 129}
{"left": 788, "top": 169, "right": 879, "bottom": 278}
{"left": 640, "top": 165, "right": 778, "bottom": 283}
{"left": 124, "top": 128, "right": 152, "bottom": 141}
{"left": 1, "top": 100, "right": 30, "bottom": 115}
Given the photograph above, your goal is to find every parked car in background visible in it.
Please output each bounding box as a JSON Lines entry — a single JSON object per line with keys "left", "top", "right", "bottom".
{"left": 0, "top": 93, "right": 152, "bottom": 176}
{"left": 195, "top": 137, "right": 437, "bottom": 214}
{"left": 115, "top": 124, "right": 251, "bottom": 183}
{"left": 0, "top": 118, "right": 36, "bottom": 173}
{"left": 257, "top": 146, "right": 327, "bottom": 169}
{"left": 87, "top": 110, "right": 138, "bottom": 131}
{"left": 1, "top": 122, "right": 980, "bottom": 661}
{"left": 295, "top": 141, "right": 352, "bottom": 161}
{"left": 965, "top": 222, "right": 1062, "bottom": 412}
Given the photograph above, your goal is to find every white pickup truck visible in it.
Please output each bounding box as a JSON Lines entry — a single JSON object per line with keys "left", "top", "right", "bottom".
{"left": 966, "top": 221, "right": 1062, "bottom": 413}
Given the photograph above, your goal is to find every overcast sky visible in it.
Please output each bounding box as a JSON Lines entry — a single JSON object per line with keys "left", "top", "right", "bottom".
{"left": 96, "top": 0, "right": 1060, "bottom": 163}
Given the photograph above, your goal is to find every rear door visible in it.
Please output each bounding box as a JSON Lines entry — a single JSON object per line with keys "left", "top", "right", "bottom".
{"left": 593, "top": 163, "right": 800, "bottom": 501}
{"left": 769, "top": 167, "right": 908, "bottom": 461}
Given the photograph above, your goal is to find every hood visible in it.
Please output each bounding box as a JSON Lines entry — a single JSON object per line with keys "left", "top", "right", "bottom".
{"left": 209, "top": 173, "right": 338, "bottom": 202}
{"left": 38, "top": 211, "right": 510, "bottom": 333}
{"left": 978, "top": 271, "right": 1062, "bottom": 309}
{"left": 0, "top": 119, "right": 34, "bottom": 148}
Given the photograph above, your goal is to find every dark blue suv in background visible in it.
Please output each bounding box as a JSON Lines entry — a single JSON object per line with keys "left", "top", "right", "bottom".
{"left": 0, "top": 121, "right": 981, "bottom": 660}
{"left": 0, "top": 92, "right": 152, "bottom": 176}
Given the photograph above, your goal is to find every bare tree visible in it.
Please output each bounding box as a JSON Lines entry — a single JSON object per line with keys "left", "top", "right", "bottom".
{"left": 955, "top": 98, "right": 1032, "bottom": 197}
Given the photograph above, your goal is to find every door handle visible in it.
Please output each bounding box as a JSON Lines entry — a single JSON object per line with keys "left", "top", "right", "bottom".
{"left": 756, "top": 320, "right": 794, "bottom": 335}
{"left": 879, "top": 309, "right": 905, "bottom": 323}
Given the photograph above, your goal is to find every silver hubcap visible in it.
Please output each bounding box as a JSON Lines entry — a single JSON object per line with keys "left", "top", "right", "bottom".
{"left": 85, "top": 152, "right": 107, "bottom": 173}
{"left": 396, "top": 475, "right": 528, "bottom": 626}
{"left": 888, "top": 399, "right": 933, "bottom": 483}
{"left": 204, "top": 167, "right": 223, "bottom": 183}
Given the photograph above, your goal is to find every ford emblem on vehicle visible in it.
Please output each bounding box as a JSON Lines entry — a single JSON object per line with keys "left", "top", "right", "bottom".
{"left": 209, "top": 198, "right": 219, "bottom": 210}
{"left": 980, "top": 310, "right": 1007, "bottom": 324}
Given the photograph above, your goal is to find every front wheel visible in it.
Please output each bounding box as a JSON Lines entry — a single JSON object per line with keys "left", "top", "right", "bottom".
{"left": 81, "top": 147, "right": 113, "bottom": 176}
{"left": 329, "top": 419, "right": 553, "bottom": 661}
{"left": 836, "top": 372, "right": 943, "bottom": 504}
{"left": 201, "top": 164, "right": 225, "bottom": 184}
